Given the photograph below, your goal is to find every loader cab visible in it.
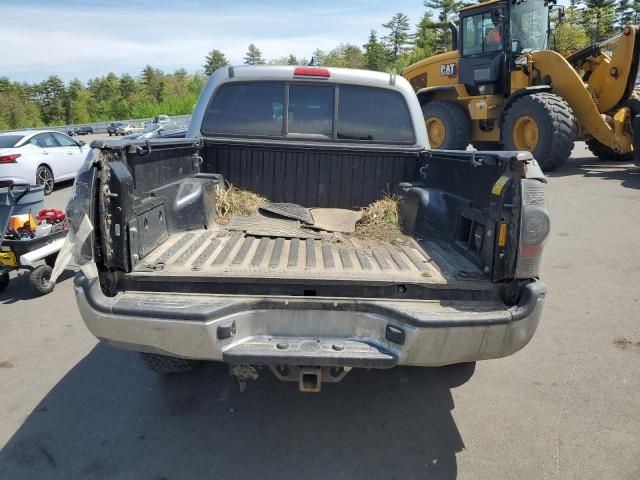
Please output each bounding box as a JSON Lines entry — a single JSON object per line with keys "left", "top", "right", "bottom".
{"left": 457, "top": 0, "right": 551, "bottom": 96}
{"left": 458, "top": 1, "right": 509, "bottom": 95}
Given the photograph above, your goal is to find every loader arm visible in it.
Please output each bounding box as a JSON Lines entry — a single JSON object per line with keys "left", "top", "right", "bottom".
{"left": 530, "top": 50, "right": 630, "bottom": 153}
{"left": 529, "top": 26, "right": 640, "bottom": 155}
{"left": 583, "top": 26, "right": 640, "bottom": 113}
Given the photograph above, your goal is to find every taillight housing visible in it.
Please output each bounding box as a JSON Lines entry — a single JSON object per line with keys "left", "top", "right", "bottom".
{"left": 515, "top": 179, "right": 550, "bottom": 278}
{"left": 0, "top": 154, "right": 20, "bottom": 164}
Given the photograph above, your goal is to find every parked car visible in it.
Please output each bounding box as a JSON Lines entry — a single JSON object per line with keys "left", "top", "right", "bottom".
{"left": 67, "top": 126, "right": 94, "bottom": 136}
{"left": 123, "top": 121, "right": 188, "bottom": 140}
{"left": 68, "top": 66, "right": 549, "bottom": 391}
{"left": 153, "top": 114, "right": 171, "bottom": 124}
{"left": 107, "top": 122, "right": 128, "bottom": 136}
{"left": 116, "top": 123, "right": 143, "bottom": 136}
{"left": 0, "top": 130, "right": 90, "bottom": 195}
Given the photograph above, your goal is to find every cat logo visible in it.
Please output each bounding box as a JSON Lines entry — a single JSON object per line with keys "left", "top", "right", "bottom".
{"left": 440, "top": 63, "right": 457, "bottom": 78}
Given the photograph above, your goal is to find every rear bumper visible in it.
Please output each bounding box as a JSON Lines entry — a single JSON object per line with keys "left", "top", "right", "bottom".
{"left": 74, "top": 275, "right": 546, "bottom": 368}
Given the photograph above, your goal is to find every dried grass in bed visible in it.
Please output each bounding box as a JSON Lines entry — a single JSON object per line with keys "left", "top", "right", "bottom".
{"left": 216, "top": 183, "right": 269, "bottom": 225}
{"left": 354, "top": 195, "right": 403, "bottom": 241}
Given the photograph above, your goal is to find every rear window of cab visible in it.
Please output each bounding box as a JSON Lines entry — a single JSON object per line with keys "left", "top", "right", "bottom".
{"left": 201, "top": 81, "right": 416, "bottom": 144}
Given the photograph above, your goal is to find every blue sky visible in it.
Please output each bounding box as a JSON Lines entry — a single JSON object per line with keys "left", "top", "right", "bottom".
{"left": 2, "top": 0, "right": 428, "bottom": 83}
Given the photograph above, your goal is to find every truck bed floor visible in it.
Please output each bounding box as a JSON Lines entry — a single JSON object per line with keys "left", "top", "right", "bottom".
{"left": 128, "top": 228, "right": 488, "bottom": 290}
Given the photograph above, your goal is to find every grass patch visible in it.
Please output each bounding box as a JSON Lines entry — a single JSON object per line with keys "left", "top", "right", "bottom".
{"left": 354, "top": 194, "right": 403, "bottom": 240}
{"left": 215, "top": 183, "right": 268, "bottom": 225}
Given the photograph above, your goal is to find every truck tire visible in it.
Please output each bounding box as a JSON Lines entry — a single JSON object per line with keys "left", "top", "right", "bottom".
{"left": 29, "top": 265, "right": 55, "bottom": 295}
{"left": 139, "top": 352, "right": 202, "bottom": 374}
{"left": 502, "top": 93, "right": 575, "bottom": 171}
{"left": 422, "top": 101, "right": 471, "bottom": 150}
{"left": 585, "top": 137, "right": 632, "bottom": 161}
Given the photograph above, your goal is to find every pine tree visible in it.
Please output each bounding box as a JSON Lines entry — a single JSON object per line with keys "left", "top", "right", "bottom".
{"left": 423, "top": 0, "right": 465, "bottom": 49}
{"left": 363, "top": 30, "right": 388, "bottom": 71}
{"left": 311, "top": 49, "right": 326, "bottom": 66}
{"left": 582, "top": 0, "right": 617, "bottom": 41}
{"left": 632, "top": 0, "right": 640, "bottom": 23}
{"left": 415, "top": 11, "right": 439, "bottom": 55}
{"left": 382, "top": 12, "right": 413, "bottom": 59}
{"left": 203, "top": 49, "right": 229, "bottom": 75}
{"left": 244, "top": 44, "right": 265, "bottom": 65}
{"left": 616, "top": 0, "right": 633, "bottom": 27}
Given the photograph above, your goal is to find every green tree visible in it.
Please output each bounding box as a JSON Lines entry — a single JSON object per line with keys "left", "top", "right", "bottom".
{"left": 268, "top": 54, "right": 299, "bottom": 65}
{"left": 141, "top": 65, "right": 165, "bottom": 101}
{"left": 311, "top": 49, "right": 326, "bottom": 66}
{"left": 323, "top": 44, "right": 365, "bottom": 69}
{"left": 34, "top": 75, "right": 66, "bottom": 125}
{"left": 633, "top": 0, "right": 640, "bottom": 23}
{"left": 423, "top": 0, "right": 465, "bottom": 49}
{"left": 244, "top": 44, "right": 265, "bottom": 65}
{"left": 554, "top": 22, "right": 590, "bottom": 51}
{"left": 119, "top": 73, "right": 136, "bottom": 98}
{"left": 565, "top": 0, "right": 584, "bottom": 23}
{"left": 616, "top": 0, "right": 633, "bottom": 27}
{"left": 382, "top": 12, "right": 413, "bottom": 59}
{"left": 203, "top": 49, "right": 229, "bottom": 75}
{"left": 363, "top": 30, "right": 388, "bottom": 71}
{"left": 415, "top": 11, "right": 439, "bottom": 55}
{"left": 70, "top": 89, "right": 92, "bottom": 124}
{"left": 582, "top": 0, "right": 616, "bottom": 41}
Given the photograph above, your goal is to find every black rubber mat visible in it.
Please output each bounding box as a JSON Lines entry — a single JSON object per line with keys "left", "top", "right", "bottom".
{"left": 259, "top": 203, "right": 314, "bottom": 224}
{"left": 227, "top": 214, "right": 322, "bottom": 239}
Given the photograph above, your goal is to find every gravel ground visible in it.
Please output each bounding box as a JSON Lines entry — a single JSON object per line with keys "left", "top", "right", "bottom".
{"left": 0, "top": 142, "right": 638, "bottom": 480}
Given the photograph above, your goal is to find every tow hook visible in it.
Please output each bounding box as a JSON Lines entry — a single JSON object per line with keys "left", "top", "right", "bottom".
{"left": 269, "top": 365, "right": 352, "bottom": 392}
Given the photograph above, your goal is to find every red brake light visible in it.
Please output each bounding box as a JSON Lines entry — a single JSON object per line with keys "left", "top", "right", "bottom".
{"left": 293, "top": 67, "right": 330, "bottom": 78}
{"left": 0, "top": 154, "right": 20, "bottom": 164}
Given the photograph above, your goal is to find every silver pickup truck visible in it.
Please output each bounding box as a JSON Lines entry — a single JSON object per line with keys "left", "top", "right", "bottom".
{"left": 66, "top": 66, "right": 549, "bottom": 391}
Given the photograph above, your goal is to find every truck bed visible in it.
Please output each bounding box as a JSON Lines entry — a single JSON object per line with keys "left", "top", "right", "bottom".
{"left": 127, "top": 227, "right": 488, "bottom": 292}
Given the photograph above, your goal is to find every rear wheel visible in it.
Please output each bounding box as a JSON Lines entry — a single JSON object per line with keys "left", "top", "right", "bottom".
{"left": 140, "top": 352, "right": 202, "bottom": 374}
{"left": 585, "top": 137, "right": 632, "bottom": 161}
{"left": 422, "top": 101, "right": 471, "bottom": 150}
{"left": 502, "top": 93, "right": 575, "bottom": 171}
{"left": 36, "top": 165, "right": 54, "bottom": 195}
{"left": 29, "top": 265, "right": 55, "bottom": 295}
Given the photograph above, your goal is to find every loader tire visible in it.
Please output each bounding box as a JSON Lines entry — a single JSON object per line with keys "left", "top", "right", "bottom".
{"left": 422, "top": 101, "right": 471, "bottom": 150}
{"left": 502, "top": 93, "right": 575, "bottom": 171}
{"left": 585, "top": 138, "right": 633, "bottom": 162}
{"left": 139, "top": 352, "right": 202, "bottom": 374}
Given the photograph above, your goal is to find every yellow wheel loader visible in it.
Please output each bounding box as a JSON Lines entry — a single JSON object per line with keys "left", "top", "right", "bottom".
{"left": 402, "top": 0, "right": 640, "bottom": 171}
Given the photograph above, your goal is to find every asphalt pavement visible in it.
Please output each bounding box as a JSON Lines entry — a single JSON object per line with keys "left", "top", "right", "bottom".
{"left": 0, "top": 143, "right": 638, "bottom": 479}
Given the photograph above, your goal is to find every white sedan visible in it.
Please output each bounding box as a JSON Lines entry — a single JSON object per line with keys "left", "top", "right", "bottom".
{"left": 0, "top": 130, "right": 91, "bottom": 195}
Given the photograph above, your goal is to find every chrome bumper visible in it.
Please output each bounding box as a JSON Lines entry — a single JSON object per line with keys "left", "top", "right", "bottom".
{"left": 74, "top": 275, "right": 546, "bottom": 368}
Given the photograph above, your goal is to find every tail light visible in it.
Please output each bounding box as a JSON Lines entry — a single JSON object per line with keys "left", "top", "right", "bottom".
{"left": 0, "top": 154, "right": 20, "bottom": 164}
{"left": 515, "top": 179, "right": 550, "bottom": 278}
{"left": 293, "top": 67, "right": 330, "bottom": 78}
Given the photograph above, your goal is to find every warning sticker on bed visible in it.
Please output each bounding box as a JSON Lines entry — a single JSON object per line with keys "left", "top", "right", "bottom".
{"left": 491, "top": 175, "right": 509, "bottom": 196}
